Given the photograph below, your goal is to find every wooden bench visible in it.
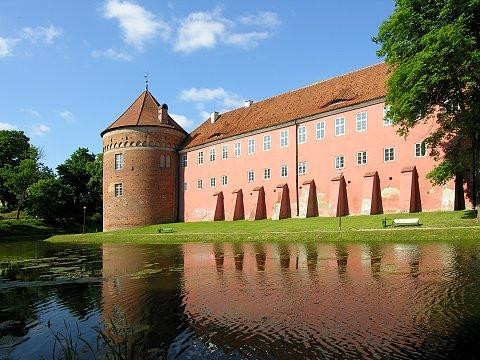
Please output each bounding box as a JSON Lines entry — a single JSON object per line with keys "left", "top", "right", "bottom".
{"left": 158, "top": 228, "right": 174, "bottom": 233}
{"left": 393, "top": 218, "right": 420, "bottom": 227}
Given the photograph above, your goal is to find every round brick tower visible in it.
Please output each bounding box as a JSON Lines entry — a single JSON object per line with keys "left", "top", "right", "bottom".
{"left": 101, "top": 90, "right": 187, "bottom": 231}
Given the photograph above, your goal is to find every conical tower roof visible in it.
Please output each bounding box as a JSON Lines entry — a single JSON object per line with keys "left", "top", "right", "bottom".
{"left": 101, "top": 90, "right": 186, "bottom": 136}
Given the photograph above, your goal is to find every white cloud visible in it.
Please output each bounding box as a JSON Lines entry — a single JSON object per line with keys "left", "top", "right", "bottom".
{"left": 170, "top": 113, "right": 194, "bottom": 130}
{"left": 103, "top": 0, "right": 171, "bottom": 50}
{"left": 174, "top": 8, "right": 275, "bottom": 53}
{"left": 239, "top": 11, "right": 281, "bottom": 27}
{"left": 0, "top": 37, "right": 18, "bottom": 57}
{"left": 91, "top": 48, "right": 132, "bottom": 61}
{"left": 180, "top": 87, "right": 245, "bottom": 124}
{"left": 174, "top": 10, "right": 227, "bottom": 53}
{"left": 31, "top": 124, "right": 50, "bottom": 136}
{"left": 180, "top": 87, "right": 245, "bottom": 109}
{"left": 222, "top": 31, "right": 270, "bottom": 48}
{"left": 21, "top": 25, "right": 63, "bottom": 44}
{"left": 0, "top": 122, "right": 18, "bottom": 130}
{"left": 59, "top": 110, "right": 74, "bottom": 122}
{"left": 20, "top": 108, "right": 41, "bottom": 118}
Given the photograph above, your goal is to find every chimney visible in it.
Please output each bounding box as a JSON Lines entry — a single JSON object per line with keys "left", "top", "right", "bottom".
{"left": 158, "top": 103, "right": 169, "bottom": 124}
{"left": 244, "top": 100, "right": 253, "bottom": 108}
{"left": 210, "top": 111, "right": 219, "bottom": 124}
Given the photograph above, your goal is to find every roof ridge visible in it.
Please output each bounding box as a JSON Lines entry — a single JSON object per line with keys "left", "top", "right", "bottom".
{"left": 136, "top": 91, "right": 148, "bottom": 126}
{"left": 103, "top": 91, "right": 146, "bottom": 131}
{"left": 211, "top": 62, "right": 386, "bottom": 119}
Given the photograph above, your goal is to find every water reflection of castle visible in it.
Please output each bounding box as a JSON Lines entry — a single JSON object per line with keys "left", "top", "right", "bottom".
{"left": 99, "top": 242, "right": 474, "bottom": 359}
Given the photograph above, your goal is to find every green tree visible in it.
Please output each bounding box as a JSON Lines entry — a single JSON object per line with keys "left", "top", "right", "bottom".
{"left": 86, "top": 153, "right": 103, "bottom": 215}
{"left": 0, "top": 130, "right": 32, "bottom": 208}
{"left": 23, "top": 178, "right": 74, "bottom": 225}
{"left": 1, "top": 158, "right": 40, "bottom": 219}
{"left": 57, "top": 148, "right": 99, "bottom": 220}
{"left": 374, "top": 0, "right": 480, "bottom": 209}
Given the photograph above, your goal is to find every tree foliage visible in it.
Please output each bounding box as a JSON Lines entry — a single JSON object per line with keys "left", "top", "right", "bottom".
{"left": 57, "top": 148, "right": 100, "bottom": 218}
{"left": 23, "top": 178, "right": 74, "bottom": 225}
{"left": 374, "top": 0, "right": 480, "bottom": 187}
{"left": 0, "top": 130, "right": 102, "bottom": 228}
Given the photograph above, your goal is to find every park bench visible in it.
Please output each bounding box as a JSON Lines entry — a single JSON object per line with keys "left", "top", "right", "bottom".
{"left": 392, "top": 218, "right": 421, "bottom": 227}
{"left": 158, "top": 228, "right": 174, "bottom": 233}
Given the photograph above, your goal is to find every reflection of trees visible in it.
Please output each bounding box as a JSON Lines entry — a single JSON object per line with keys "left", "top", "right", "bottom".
{"left": 54, "top": 283, "right": 102, "bottom": 320}
{"left": 0, "top": 287, "right": 49, "bottom": 355}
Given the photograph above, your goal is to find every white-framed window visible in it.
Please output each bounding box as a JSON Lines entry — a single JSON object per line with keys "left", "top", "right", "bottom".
{"left": 334, "top": 155, "right": 345, "bottom": 170}
{"left": 221, "top": 175, "right": 228, "bottom": 186}
{"left": 248, "top": 138, "right": 255, "bottom": 154}
{"left": 181, "top": 154, "right": 188, "bottom": 167}
{"left": 183, "top": 182, "right": 187, "bottom": 191}
{"left": 280, "top": 165, "right": 288, "bottom": 178}
{"left": 415, "top": 141, "right": 427, "bottom": 158}
{"left": 383, "top": 105, "right": 393, "bottom": 126}
{"left": 335, "top": 117, "right": 345, "bottom": 136}
{"left": 280, "top": 130, "right": 289, "bottom": 147}
{"left": 222, "top": 145, "right": 228, "bottom": 159}
{"left": 356, "top": 112, "right": 367, "bottom": 132}
{"left": 316, "top": 121, "right": 325, "bottom": 140}
{"left": 209, "top": 148, "right": 216, "bottom": 162}
{"left": 384, "top": 147, "right": 395, "bottom": 162}
{"left": 263, "top": 134, "right": 271, "bottom": 151}
{"left": 114, "top": 183, "right": 123, "bottom": 197}
{"left": 357, "top": 151, "right": 367, "bottom": 165}
{"left": 197, "top": 151, "right": 204, "bottom": 165}
{"left": 263, "top": 168, "right": 271, "bottom": 180}
{"left": 114, "top": 153, "right": 123, "bottom": 170}
{"left": 210, "top": 177, "right": 216, "bottom": 187}
{"left": 298, "top": 161, "right": 307, "bottom": 175}
{"left": 197, "top": 179, "right": 203, "bottom": 189}
{"left": 298, "top": 126, "right": 307, "bottom": 144}
{"left": 234, "top": 142, "right": 241, "bottom": 157}
{"left": 247, "top": 170, "right": 255, "bottom": 182}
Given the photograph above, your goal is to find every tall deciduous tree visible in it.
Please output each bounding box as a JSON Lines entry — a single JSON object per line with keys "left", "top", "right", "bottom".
{"left": 1, "top": 158, "right": 40, "bottom": 219}
{"left": 374, "top": 0, "right": 480, "bottom": 210}
{"left": 0, "top": 130, "right": 32, "bottom": 207}
{"left": 57, "top": 148, "right": 98, "bottom": 219}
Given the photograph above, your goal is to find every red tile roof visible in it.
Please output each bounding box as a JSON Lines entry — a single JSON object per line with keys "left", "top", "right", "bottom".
{"left": 181, "top": 63, "right": 389, "bottom": 150}
{"left": 101, "top": 91, "right": 186, "bottom": 136}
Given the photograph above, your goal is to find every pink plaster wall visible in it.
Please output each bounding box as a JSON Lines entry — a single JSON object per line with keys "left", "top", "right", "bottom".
{"left": 180, "top": 101, "right": 465, "bottom": 222}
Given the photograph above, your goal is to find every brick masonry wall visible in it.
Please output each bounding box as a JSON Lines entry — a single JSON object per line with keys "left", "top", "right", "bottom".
{"left": 102, "top": 126, "right": 186, "bottom": 231}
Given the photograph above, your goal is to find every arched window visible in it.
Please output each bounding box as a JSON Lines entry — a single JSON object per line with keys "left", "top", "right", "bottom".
{"left": 166, "top": 155, "right": 171, "bottom": 168}
{"left": 160, "top": 155, "right": 166, "bottom": 168}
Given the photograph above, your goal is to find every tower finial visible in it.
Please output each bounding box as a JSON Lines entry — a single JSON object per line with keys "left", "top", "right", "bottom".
{"left": 144, "top": 72, "right": 149, "bottom": 91}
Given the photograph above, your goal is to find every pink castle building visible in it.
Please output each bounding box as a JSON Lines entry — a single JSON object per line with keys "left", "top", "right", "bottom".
{"left": 101, "top": 63, "right": 470, "bottom": 230}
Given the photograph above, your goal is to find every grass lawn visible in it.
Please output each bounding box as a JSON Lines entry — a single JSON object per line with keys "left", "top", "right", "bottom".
{"left": 48, "top": 210, "right": 480, "bottom": 244}
{"left": 0, "top": 211, "right": 56, "bottom": 241}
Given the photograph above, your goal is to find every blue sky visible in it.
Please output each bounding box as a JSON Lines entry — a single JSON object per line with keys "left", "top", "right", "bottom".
{"left": 0, "top": 0, "right": 394, "bottom": 170}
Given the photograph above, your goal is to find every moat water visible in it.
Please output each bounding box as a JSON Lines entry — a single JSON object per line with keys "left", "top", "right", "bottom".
{"left": 1, "top": 240, "right": 480, "bottom": 359}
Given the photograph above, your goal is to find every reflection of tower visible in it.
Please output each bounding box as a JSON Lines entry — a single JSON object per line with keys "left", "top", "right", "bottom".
{"left": 101, "top": 244, "right": 186, "bottom": 357}
{"left": 101, "top": 91, "right": 187, "bottom": 231}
